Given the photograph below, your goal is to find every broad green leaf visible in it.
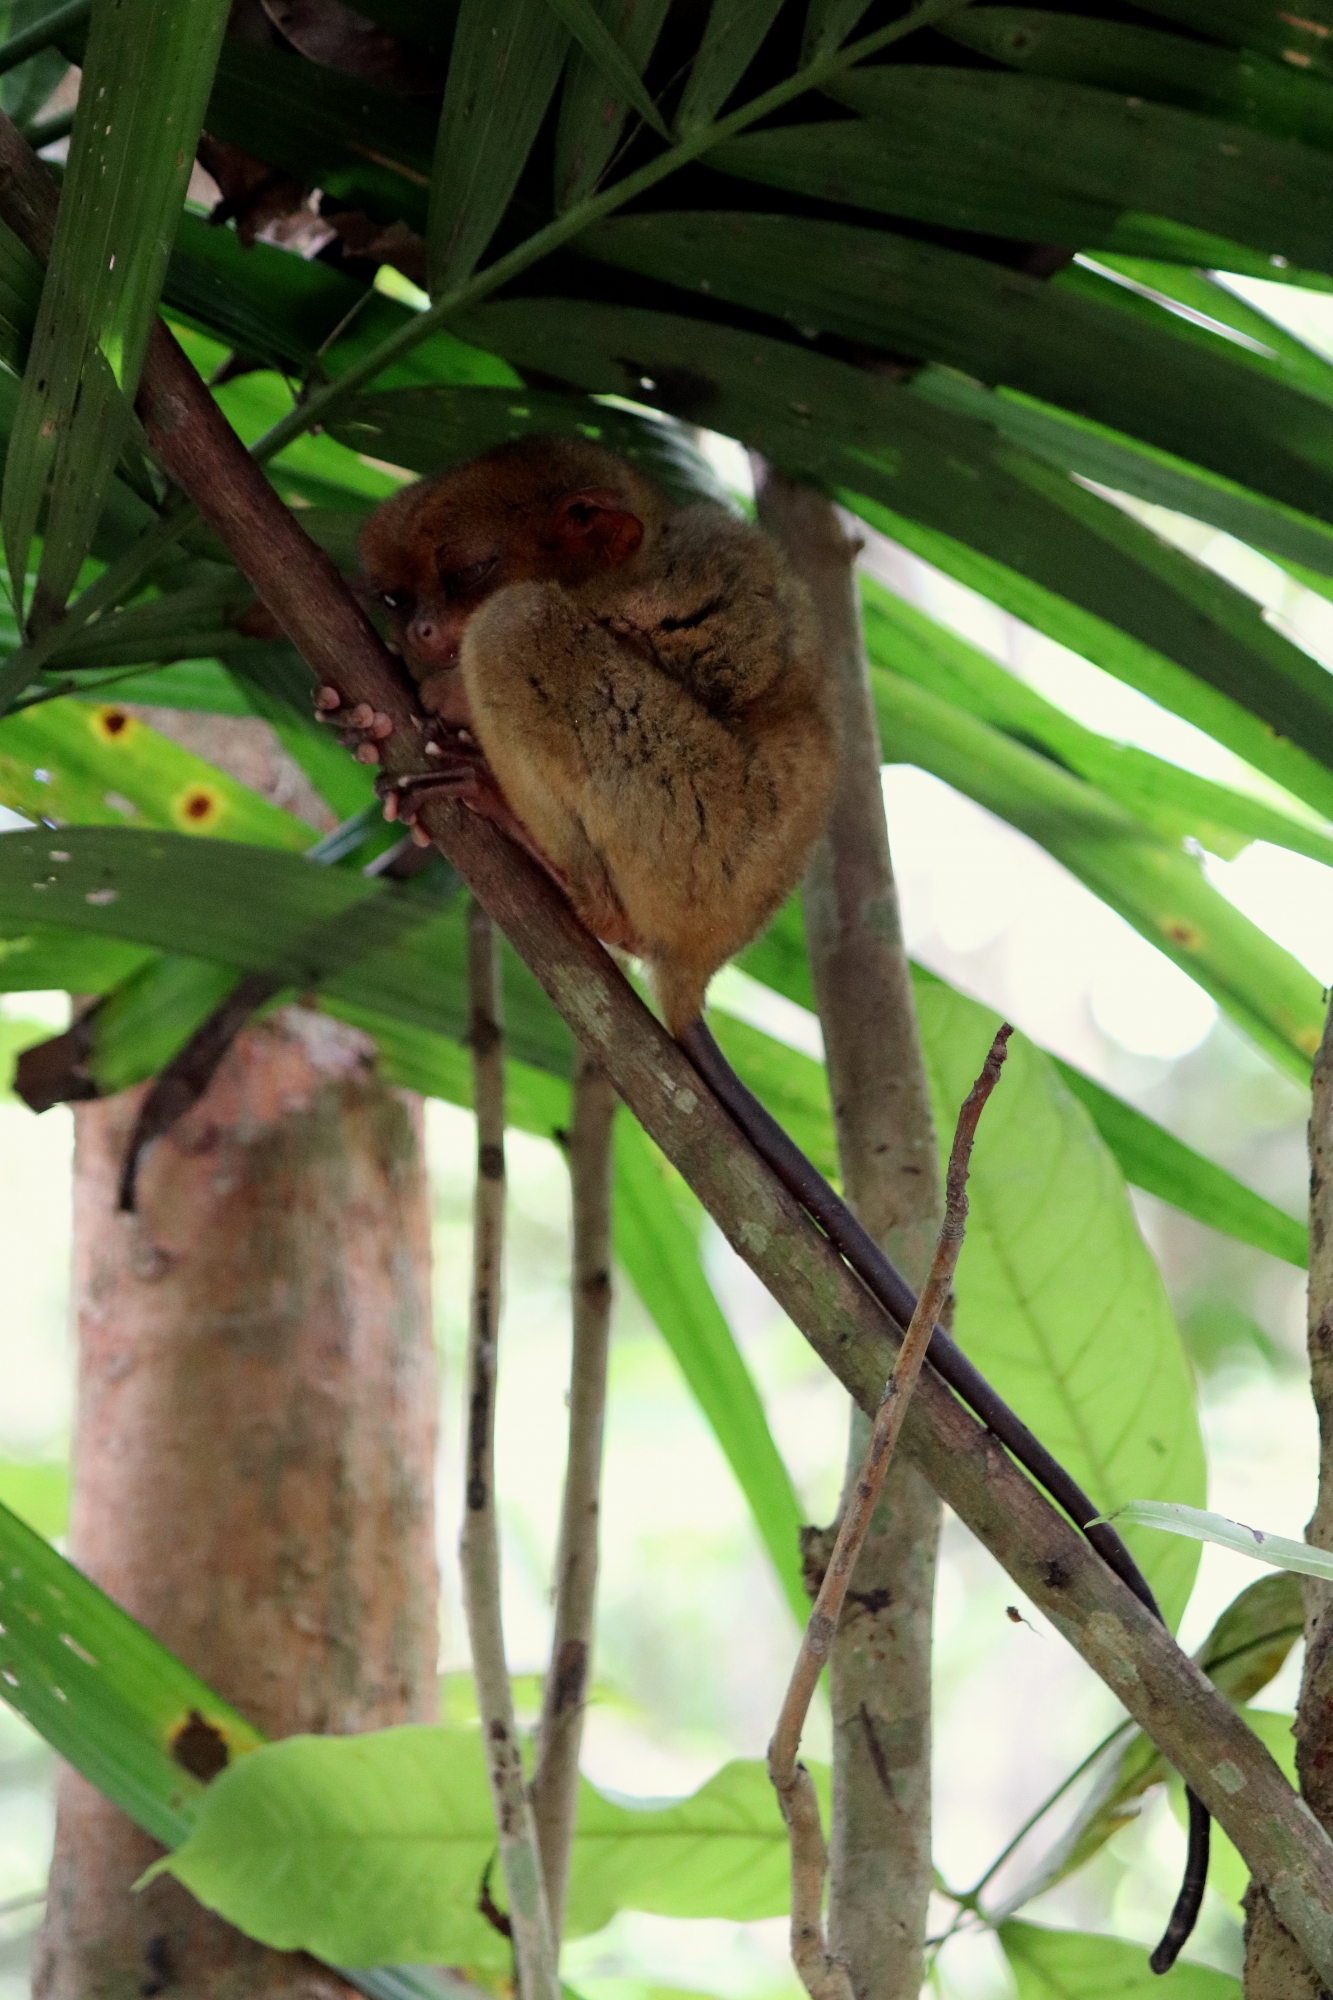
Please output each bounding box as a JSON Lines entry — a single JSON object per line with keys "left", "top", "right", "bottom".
{"left": 28, "top": 571, "right": 258, "bottom": 672}
{"left": 993, "top": 1573, "right": 1302, "bottom": 1914}
{"left": 941, "top": 10, "right": 1333, "bottom": 148}
{"left": 542, "top": 0, "right": 667, "bottom": 138}
{"left": 1132, "top": 0, "right": 1333, "bottom": 83}
{"left": 454, "top": 297, "right": 1333, "bottom": 798}
{"left": 0, "top": 1501, "right": 481, "bottom": 2000}
{"left": 0, "top": 923, "right": 152, "bottom": 992}
{"left": 580, "top": 210, "right": 1333, "bottom": 528}
{"left": 2, "top": 0, "right": 230, "bottom": 626}
{"left": 0, "top": 1497, "right": 265, "bottom": 1849}
{"left": 1093, "top": 1089, "right": 1321, "bottom": 1351}
{"left": 916, "top": 986, "right": 1205, "bottom": 1627}
{"left": 1051, "top": 1063, "right": 1307, "bottom": 1270}
{"left": 844, "top": 491, "right": 1333, "bottom": 828}
{"left": 912, "top": 369, "right": 1333, "bottom": 587}
{"left": 163, "top": 216, "right": 513, "bottom": 390}
{"left": 0, "top": 826, "right": 575, "bottom": 1075}
{"left": 869, "top": 666, "right": 1326, "bottom": 1080}
{"left": 554, "top": 0, "right": 670, "bottom": 211}
{"left": 861, "top": 579, "right": 1333, "bottom": 869}
{"left": 330, "top": 386, "right": 732, "bottom": 509}
{"left": 1109, "top": 1500, "right": 1333, "bottom": 1580}
{"left": 1001, "top": 1919, "right": 1240, "bottom": 1996}
{"left": 675, "top": 0, "right": 782, "bottom": 131}
{"left": 0, "top": 1457, "right": 67, "bottom": 1538}
{"left": 614, "top": 1119, "right": 806, "bottom": 1622}
{"left": 801, "top": 0, "right": 873, "bottom": 59}
{"left": 715, "top": 70, "right": 1333, "bottom": 271}
{"left": 427, "top": 0, "right": 570, "bottom": 293}
{"left": 153, "top": 1727, "right": 819, "bottom": 1962}
{"left": 0, "top": 699, "right": 312, "bottom": 848}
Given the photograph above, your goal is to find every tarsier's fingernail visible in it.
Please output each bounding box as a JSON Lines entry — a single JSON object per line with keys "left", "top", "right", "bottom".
{"left": 371, "top": 714, "right": 393, "bottom": 739}
{"left": 355, "top": 742, "right": 380, "bottom": 765}
{"left": 383, "top": 792, "right": 399, "bottom": 822}
{"left": 316, "top": 686, "right": 341, "bottom": 710}
{"left": 457, "top": 728, "right": 474, "bottom": 745}
{"left": 425, "top": 740, "right": 442, "bottom": 757}
{"left": 350, "top": 703, "right": 374, "bottom": 729}
{"left": 411, "top": 823, "right": 431, "bottom": 847}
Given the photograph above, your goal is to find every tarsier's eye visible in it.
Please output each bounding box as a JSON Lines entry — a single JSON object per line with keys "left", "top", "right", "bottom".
{"left": 442, "top": 555, "right": 498, "bottom": 594}
{"left": 382, "top": 590, "right": 409, "bottom": 612}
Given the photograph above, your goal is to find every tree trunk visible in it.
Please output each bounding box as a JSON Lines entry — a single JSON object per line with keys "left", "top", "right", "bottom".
{"left": 1244, "top": 996, "right": 1333, "bottom": 1998}
{"left": 34, "top": 1007, "right": 438, "bottom": 2000}
{"left": 754, "top": 467, "right": 943, "bottom": 2000}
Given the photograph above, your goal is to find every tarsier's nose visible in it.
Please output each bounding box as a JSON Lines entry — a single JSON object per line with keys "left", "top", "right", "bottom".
{"left": 408, "top": 615, "right": 458, "bottom": 665}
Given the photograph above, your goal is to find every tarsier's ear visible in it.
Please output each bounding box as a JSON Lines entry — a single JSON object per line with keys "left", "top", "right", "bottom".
{"left": 546, "top": 487, "right": 644, "bottom": 566}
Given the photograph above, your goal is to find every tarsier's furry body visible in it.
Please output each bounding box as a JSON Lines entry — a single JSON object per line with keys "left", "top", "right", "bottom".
{"left": 358, "top": 437, "right": 838, "bottom": 1031}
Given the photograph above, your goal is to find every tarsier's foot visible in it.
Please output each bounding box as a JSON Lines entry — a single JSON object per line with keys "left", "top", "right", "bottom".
{"left": 377, "top": 720, "right": 491, "bottom": 847}
{"left": 314, "top": 685, "right": 394, "bottom": 764}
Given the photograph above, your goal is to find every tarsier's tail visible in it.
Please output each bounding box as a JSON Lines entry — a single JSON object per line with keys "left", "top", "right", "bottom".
{"left": 677, "top": 1014, "right": 1208, "bottom": 1974}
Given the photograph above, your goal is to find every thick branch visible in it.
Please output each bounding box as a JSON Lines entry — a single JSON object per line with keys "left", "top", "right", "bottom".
{"left": 461, "top": 904, "right": 558, "bottom": 2000}
{"left": 532, "top": 1054, "right": 616, "bottom": 1939}
{"left": 2, "top": 118, "right": 1332, "bottom": 1981}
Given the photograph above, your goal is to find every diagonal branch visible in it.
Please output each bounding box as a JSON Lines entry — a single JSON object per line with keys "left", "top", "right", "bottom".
{"left": 2, "top": 112, "right": 1333, "bottom": 1984}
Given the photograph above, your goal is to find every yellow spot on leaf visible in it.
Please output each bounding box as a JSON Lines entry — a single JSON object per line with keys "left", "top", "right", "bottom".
{"left": 172, "top": 785, "right": 223, "bottom": 832}
{"left": 90, "top": 706, "right": 134, "bottom": 744}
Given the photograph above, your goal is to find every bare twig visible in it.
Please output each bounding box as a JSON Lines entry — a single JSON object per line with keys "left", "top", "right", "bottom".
{"left": 532, "top": 1052, "right": 617, "bottom": 1939}
{"left": 0, "top": 120, "right": 1329, "bottom": 1980}
{"left": 769, "top": 1029, "right": 1011, "bottom": 2000}
{"left": 460, "top": 902, "right": 559, "bottom": 2000}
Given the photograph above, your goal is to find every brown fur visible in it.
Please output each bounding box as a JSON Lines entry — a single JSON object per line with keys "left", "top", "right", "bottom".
{"left": 360, "top": 437, "right": 838, "bottom": 1032}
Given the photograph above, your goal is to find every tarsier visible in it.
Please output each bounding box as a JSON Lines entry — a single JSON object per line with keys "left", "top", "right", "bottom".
{"left": 322, "top": 435, "right": 1206, "bottom": 1972}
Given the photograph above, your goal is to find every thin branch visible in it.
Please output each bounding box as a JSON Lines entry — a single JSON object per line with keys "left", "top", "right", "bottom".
{"left": 532, "top": 1052, "right": 617, "bottom": 1940}
{"left": 460, "top": 901, "right": 560, "bottom": 2000}
{"left": 768, "top": 1030, "right": 1010, "bottom": 1999}
{"left": 0, "top": 117, "right": 1327, "bottom": 1982}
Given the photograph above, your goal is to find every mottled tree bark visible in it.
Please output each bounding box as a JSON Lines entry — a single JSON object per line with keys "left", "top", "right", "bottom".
{"left": 34, "top": 1007, "right": 438, "bottom": 2000}
{"left": 754, "top": 466, "right": 942, "bottom": 2000}
{"left": 1244, "top": 996, "right": 1333, "bottom": 1999}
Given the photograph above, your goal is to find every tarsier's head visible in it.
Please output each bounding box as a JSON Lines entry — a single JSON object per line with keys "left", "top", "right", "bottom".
{"left": 358, "top": 434, "right": 672, "bottom": 679}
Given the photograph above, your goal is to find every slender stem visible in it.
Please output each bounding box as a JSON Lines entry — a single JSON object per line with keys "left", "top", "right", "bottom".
{"left": 532, "top": 1053, "right": 617, "bottom": 1940}
{"left": 460, "top": 903, "right": 560, "bottom": 2000}
{"left": 768, "top": 1028, "right": 1011, "bottom": 2000}
{"left": 250, "top": 0, "right": 974, "bottom": 466}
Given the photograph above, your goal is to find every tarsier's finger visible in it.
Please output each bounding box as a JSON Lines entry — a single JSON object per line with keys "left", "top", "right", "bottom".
{"left": 315, "top": 685, "right": 341, "bottom": 712}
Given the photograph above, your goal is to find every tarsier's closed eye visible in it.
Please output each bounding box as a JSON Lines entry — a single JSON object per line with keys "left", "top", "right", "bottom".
{"left": 441, "top": 555, "right": 499, "bottom": 594}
